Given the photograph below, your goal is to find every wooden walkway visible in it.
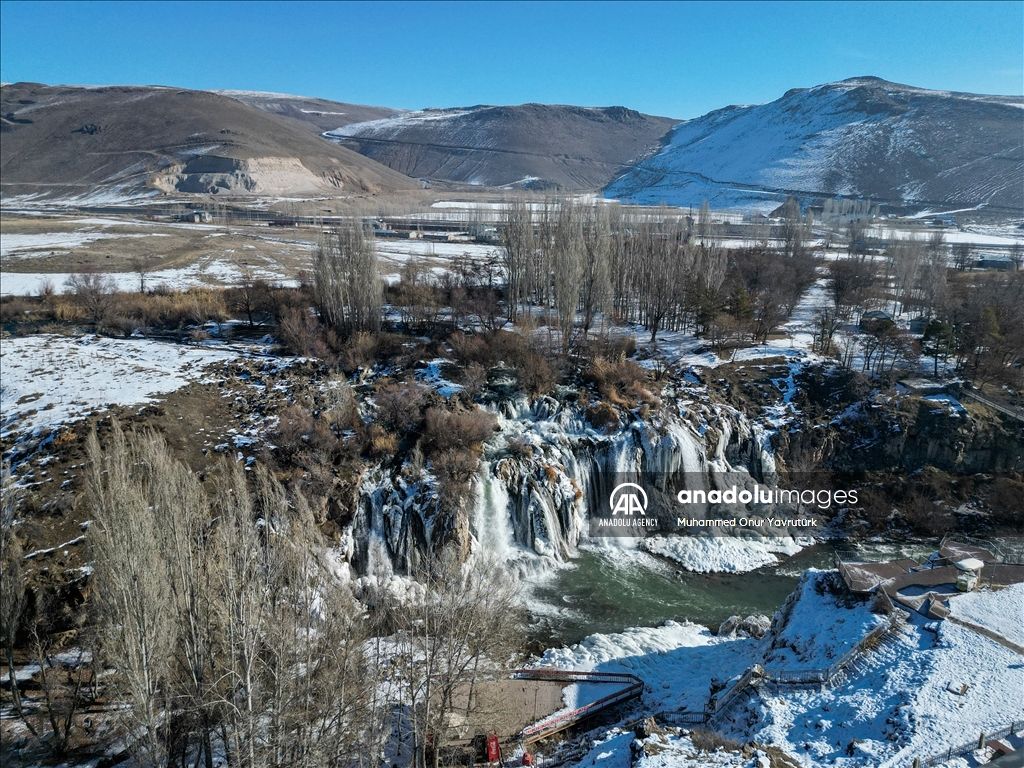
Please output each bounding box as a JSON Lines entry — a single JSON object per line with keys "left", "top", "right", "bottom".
{"left": 512, "top": 669, "right": 644, "bottom": 744}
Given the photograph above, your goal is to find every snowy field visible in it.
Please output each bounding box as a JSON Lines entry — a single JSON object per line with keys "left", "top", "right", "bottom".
{"left": 764, "top": 571, "right": 885, "bottom": 669}
{"left": 867, "top": 224, "right": 1023, "bottom": 248}
{"left": 742, "top": 615, "right": 1024, "bottom": 766}
{"left": 0, "top": 334, "right": 238, "bottom": 438}
{"left": 949, "top": 583, "right": 1024, "bottom": 647}
{"left": 375, "top": 239, "right": 498, "bottom": 283}
{"left": 536, "top": 569, "right": 1024, "bottom": 767}
{"left": 538, "top": 620, "right": 762, "bottom": 716}
{"left": 0, "top": 254, "right": 300, "bottom": 296}
{"left": 0, "top": 228, "right": 498, "bottom": 295}
{"left": 0, "top": 229, "right": 170, "bottom": 257}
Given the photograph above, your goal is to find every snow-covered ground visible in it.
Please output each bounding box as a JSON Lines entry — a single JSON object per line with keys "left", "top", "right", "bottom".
{"left": 0, "top": 230, "right": 170, "bottom": 257}
{"left": 764, "top": 571, "right": 886, "bottom": 670}
{"left": 723, "top": 573, "right": 1024, "bottom": 767}
{"left": 538, "top": 620, "right": 762, "bottom": 716}
{"left": 573, "top": 728, "right": 768, "bottom": 767}
{"left": 540, "top": 570, "right": 1024, "bottom": 767}
{"left": 949, "top": 583, "right": 1024, "bottom": 647}
{"left": 0, "top": 254, "right": 299, "bottom": 296}
{"left": 642, "top": 535, "right": 809, "bottom": 574}
{"left": 736, "top": 615, "right": 1024, "bottom": 766}
{"left": 0, "top": 334, "right": 238, "bottom": 437}
{"left": 867, "top": 224, "right": 1023, "bottom": 247}
{"left": 375, "top": 239, "right": 498, "bottom": 283}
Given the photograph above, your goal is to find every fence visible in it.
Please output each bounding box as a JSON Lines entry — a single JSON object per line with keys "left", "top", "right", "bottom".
{"left": 959, "top": 388, "right": 1024, "bottom": 423}
{"left": 656, "top": 710, "right": 710, "bottom": 726}
{"left": 700, "top": 602, "right": 906, "bottom": 726}
{"left": 915, "top": 720, "right": 1024, "bottom": 767}
{"left": 512, "top": 669, "right": 644, "bottom": 744}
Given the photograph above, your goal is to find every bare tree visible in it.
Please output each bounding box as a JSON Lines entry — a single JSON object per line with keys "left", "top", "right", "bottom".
{"left": 499, "top": 198, "right": 534, "bottom": 322}
{"left": 86, "top": 423, "right": 175, "bottom": 767}
{"left": 829, "top": 258, "right": 878, "bottom": 320}
{"left": 230, "top": 262, "right": 270, "bottom": 327}
{"left": 385, "top": 552, "right": 523, "bottom": 768}
{"left": 777, "top": 198, "right": 808, "bottom": 258}
{"left": 551, "top": 199, "right": 584, "bottom": 352}
{"left": 579, "top": 204, "right": 612, "bottom": 339}
{"left": 953, "top": 242, "right": 973, "bottom": 272}
{"left": 86, "top": 423, "right": 383, "bottom": 767}
{"left": 313, "top": 223, "right": 383, "bottom": 338}
{"left": 918, "top": 235, "right": 948, "bottom": 318}
{"left": 1, "top": 466, "right": 27, "bottom": 724}
{"left": 888, "top": 236, "right": 926, "bottom": 315}
{"left": 130, "top": 254, "right": 155, "bottom": 294}
{"left": 696, "top": 200, "right": 715, "bottom": 247}
{"left": 66, "top": 269, "right": 116, "bottom": 324}
{"left": 1009, "top": 241, "right": 1022, "bottom": 272}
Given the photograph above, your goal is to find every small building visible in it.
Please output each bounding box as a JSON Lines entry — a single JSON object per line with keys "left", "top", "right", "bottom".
{"left": 955, "top": 558, "right": 984, "bottom": 592}
{"left": 975, "top": 256, "right": 1013, "bottom": 271}
{"left": 908, "top": 316, "right": 929, "bottom": 334}
{"left": 859, "top": 310, "right": 894, "bottom": 332}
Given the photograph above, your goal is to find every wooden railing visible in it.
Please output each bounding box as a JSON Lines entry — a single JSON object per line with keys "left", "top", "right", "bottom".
{"left": 700, "top": 593, "right": 906, "bottom": 726}
{"left": 512, "top": 669, "right": 644, "bottom": 744}
{"left": 959, "top": 388, "right": 1024, "bottom": 423}
{"left": 913, "top": 720, "right": 1024, "bottom": 767}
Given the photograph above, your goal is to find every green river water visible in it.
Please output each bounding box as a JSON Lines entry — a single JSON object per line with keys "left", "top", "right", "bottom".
{"left": 526, "top": 540, "right": 939, "bottom": 648}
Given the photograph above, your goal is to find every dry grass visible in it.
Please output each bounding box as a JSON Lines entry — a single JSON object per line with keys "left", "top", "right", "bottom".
{"left": 449, "top": 330, "right": 558, "bottom": 397}
{"left": 422, "top": 407, "right": 497, "bottom": 455}
{"left": 582, "top": 356, "right": 660, "bottom": 409}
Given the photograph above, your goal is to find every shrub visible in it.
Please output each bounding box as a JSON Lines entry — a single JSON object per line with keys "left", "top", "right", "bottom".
{"left": 322, "top": 376, "right": 359, "bottom": 430}
{"left": 66, "top": 270, "right": 116, "bottom": 322}
{"left": 375, "top": 380, "right": 428, "bottom": 434}
{"left": 278, "top": 307, "right": 329, "bottom": 358}
{"left": 422, "top": 407, "right": 496, "bottom": 456}
{"left": 449, "top": 330, "right": 559, "bottom": 397}
{"left": 459, "top": 362, "right": 488, "bottom": 396}
{"left": 583, "top": 356, "right": 658, "bottom": 408}
{"left": 506, "top": 435, "right": 534, "bottom": 460}
{"left": 54, "top": 298, "right": 86, "bottom": 322}
{"left": 516, "top": 350, "right": 556, "bottom": 398}
{"left": 272, "top": 404, "right": 316, "bottom": 458}
{"left": 338, "top": 331, "right": 379, "bottom": 371}
{"left": 366, "top": 424, "right": 399, "bottom": 457}
{"left": 586, "top": 402, "right": 620, "bottom": 432}
{"left": 581, "top": 334, "right": 637, "bottom": 361}
{"left": 689, "top": 729, "right": 743, "bottom": 753}
{"left": 0, "top": 297, "right": 35, "bottom": 323}
{"left": 431, "top": 448, "right": 480, "bottom": 509}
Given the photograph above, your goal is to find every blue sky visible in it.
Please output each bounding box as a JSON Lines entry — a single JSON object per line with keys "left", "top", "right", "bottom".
{"left": 1, "top": 1, "right": 1021, "bottom": 118}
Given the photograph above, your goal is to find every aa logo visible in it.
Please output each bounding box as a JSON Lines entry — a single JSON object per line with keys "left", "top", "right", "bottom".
{"left": 609, "top": 483, "right": 648, "bottom": 516}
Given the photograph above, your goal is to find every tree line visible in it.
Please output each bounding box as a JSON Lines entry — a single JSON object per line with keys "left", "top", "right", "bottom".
{"left": 1, "top": 425, "right": 521, "bottom": 768}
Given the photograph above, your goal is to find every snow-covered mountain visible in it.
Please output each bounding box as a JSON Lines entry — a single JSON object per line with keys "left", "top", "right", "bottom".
{"left": 606, "top": 77, "right": 1023, "bottom": 213}
{"left": 326, "top": 104, "right": 677, "bottom": 190}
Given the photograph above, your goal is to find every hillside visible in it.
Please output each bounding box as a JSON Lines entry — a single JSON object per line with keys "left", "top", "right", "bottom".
{"left": 219, "top": 89, "right": 404, "bottom": 135}
{"left": 606, "top": 77, "right": 1024, "bottom": 213}
{"left": 326, "top": 104, "right": 678, "bottom": 190}
{"left": 0, "top": 83, "right": 417, "bottom": 203}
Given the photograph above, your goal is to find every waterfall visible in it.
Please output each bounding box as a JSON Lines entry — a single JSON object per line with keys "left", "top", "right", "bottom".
{"left": 472, "top": 461, "right": 514, "bottom": 561}
{"left": 345, "top": 390, "right": 789, "bottom": 580}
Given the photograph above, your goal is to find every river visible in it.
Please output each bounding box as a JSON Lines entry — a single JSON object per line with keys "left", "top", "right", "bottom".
{"left": 524, "top": 539, "right": 939, "bottom": 648}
